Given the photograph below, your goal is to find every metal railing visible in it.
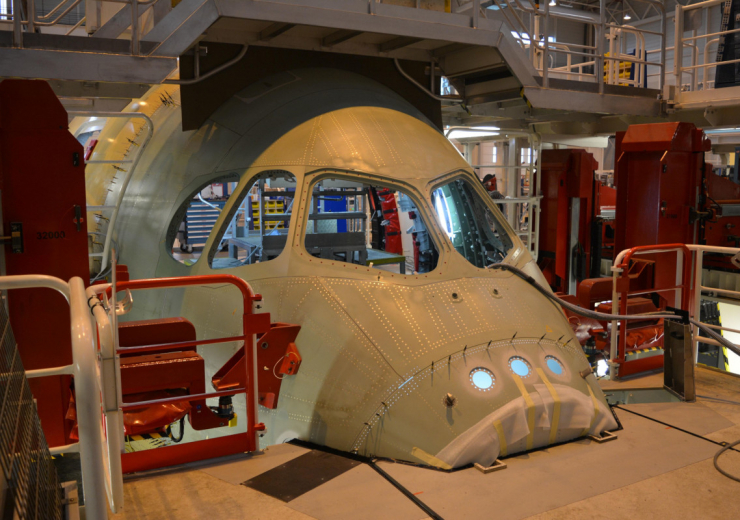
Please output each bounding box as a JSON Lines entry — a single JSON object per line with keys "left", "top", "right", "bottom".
{"left": 491, "top": 0, "right": 666, "bottom": 92}
{"left": 70, "top": 111, "right": 154, "bottom": 281}
{"left": 674, "top": 0, "right": 738, "bottom": 92}
{"left": 609, "top": 244, "right": 692, "bottom": 377}
{"left": 0, "top": 268, "right": 267, "bottom": 515}
{"left": 687, "top": 244, "right": 740, "bottom": 367}
{"left": 102, "top": 273, "right": 265, "bottom": 474}
{"left": 609, "top": 243, "right": 740, "bottom": 378}
{"left": 0, "top": 275, "right": 118, "bottom": 518}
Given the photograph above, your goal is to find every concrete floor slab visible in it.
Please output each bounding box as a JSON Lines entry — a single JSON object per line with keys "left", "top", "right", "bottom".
{"left": 375, "top": 408, "right": 721, "bottom": 520}
{"left": 598, "top": 371, "right": 664, "bottom": 391}
{"left": 287, "top": 464, "right": 429, "bottom": 520}
{"left": 620, "top": 401, "right": 734, "bottom": 435}
{"left": 199, "top": 442, "right": 310, "bottom": 486}
{"left": 526, "top": 456, "right": 740, "bottom": 520}
{"left": 108, "top": 467, "right": 315, "bottom": 520}
{"left": 107, "top": 366, "right": 740, "bottom": 519}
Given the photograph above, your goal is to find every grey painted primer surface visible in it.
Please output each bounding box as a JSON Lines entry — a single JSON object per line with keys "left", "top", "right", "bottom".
{"left": 83, "top": 69, "right": 615, "bottom": 468}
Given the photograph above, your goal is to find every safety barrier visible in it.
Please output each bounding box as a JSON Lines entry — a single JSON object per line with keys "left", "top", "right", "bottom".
{"left": 0, "top": 275, "right": 114, "bottom": 518}
{"left": 97, "top": 273, "right": 269, "bottom": 473}
{"left": 0, "top": 269, "right": 267, "bottom": 515}
{"left": 687, "top": 244, "right": 740, "bottom": 366}
{"left": 490, "top": 0, "right": 666, "bottom": 92}
{"left": 610, "top": 243, "right": 740, "bottom": 378}
{"left": 609, "top": 244, "right": 692, "bottom": 378}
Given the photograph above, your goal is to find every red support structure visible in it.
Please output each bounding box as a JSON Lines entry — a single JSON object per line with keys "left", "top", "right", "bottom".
{"left": 0, "top": 79, "right": 90, "bottom": 447}
{"left": 107, "top": 274, "right": 271, "bottom": 472}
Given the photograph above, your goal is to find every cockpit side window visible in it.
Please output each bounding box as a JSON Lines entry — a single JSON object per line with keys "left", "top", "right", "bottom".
{"left": 168, "top": 177, "right": 238, "bottom": 265}
{"left": 209, "top": 171, "right": 296, "bottom": 269}
{"left": 432, "top": 178, "right": 514, "bottom": 268}
{"left": 302, "top": 177, "right": 438, "bottom": 274}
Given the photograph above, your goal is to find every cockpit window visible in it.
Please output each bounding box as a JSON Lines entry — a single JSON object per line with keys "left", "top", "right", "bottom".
{"left": 302, "top": 178, "right": 438, "bottom": 274}
{"left": 170, "top": 180, "right": 237, "bottom": 265}
{"left": 209, "top": 171, "right": 296, "bottom": 269}
{"left": 432, "top": 178, "right": 514, "bottom": 268}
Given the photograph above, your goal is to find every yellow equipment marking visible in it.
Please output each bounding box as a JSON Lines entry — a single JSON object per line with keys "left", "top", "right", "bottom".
{"left": 493, "top": 420, "right": 508, "bottom": 457}
{"left": 513, "top": 375, "right": 535, "bottom": 450}
{"left": 129, "top": 433, "right": 163, "bottom": 442}
{"left": 536, "top": 368, "right": 560, "bottom": 445}
{"left": 411, "top": 447, "right": 452, "bottom": 470}
{"left": 581, "top": 383, "right": 601, "bottom": 437}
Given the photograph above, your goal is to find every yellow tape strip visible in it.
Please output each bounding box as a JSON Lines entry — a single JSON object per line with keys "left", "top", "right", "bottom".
{"left": 411, "top": 447, "right": 452, "bottom": 470}
{"left": 493, "top": 420, "right": 508, "bottom": 457}
{"left": 513, "top": 375, "right": 535, "bottom": 450}
{"left": 581, "top": 383, "right": 601, "bottom": 437}
{"left": 536, "top": 368, "right": 560, "bottom": 445}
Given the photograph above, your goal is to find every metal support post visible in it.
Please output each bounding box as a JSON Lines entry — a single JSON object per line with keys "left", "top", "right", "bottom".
{"left": 131, "top": 0, "right": 139, "bottom": 55}
{"left": 27, "top": 0, "right": 34, "bottom": 33}
{"left": 472, "top": 0, "right": 479, "bottom": 28}
{"left": 598, "top": 0, "right": 605, "bottom": 94}
{"left": 543, "top": 1, "right": 550, "bottom": 88}
{"left": 674, "top": 3, "right": 683, "bottom": 88}
{"left": 12, "top": 0, "right": 22, "bottom": 47}
{"left": 506, "top": 138, "right": 518, "bottom": 229}
{"left": 85, "top": 0, "right": 100, "bottom": 34}
{"left": 659, "top": 3, "right": 666, "bottom": 93}
{"left": 692, "top": 250, "right": 703, "bottom": 363}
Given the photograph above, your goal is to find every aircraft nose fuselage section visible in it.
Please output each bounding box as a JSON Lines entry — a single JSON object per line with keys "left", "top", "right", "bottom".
{"left": 244, "top": 271, "right": 614, "bottom": 467}
{"left": 81, "top": 71, "right": 617, "bottom": 469}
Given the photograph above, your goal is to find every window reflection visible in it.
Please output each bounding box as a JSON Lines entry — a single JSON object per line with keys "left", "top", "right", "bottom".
{"left": 432, "top": 178, "right": 514, "bottom": 268}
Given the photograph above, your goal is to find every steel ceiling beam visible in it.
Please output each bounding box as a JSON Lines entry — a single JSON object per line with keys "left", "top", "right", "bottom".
{"left": 0, "top": 48, "right": 176, "bottom": 83}
{"left": 259, "top": 22, "right": 296, "bottom": 41}
{"left": 379, "top": 36, "right": 422, "bottom": 53}
{"left": 322, "top": 29, "right": 363, "bottom": 47}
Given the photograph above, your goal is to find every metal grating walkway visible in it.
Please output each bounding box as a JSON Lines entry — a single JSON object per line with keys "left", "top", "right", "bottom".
{"left": 0, "top": 300, "right": 63, "bottom": 519}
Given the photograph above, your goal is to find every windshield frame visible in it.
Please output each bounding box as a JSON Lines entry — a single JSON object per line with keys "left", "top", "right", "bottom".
{"left": 296, "top": 168, "right": 449, "bottom": 275}
{"left": 428, "top": 169, "right": 524, "bottom": 268}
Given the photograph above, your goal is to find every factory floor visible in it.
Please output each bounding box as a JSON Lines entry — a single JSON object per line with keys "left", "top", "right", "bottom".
{"left": 108, "top": 366, "right": 740, "bottom": 520}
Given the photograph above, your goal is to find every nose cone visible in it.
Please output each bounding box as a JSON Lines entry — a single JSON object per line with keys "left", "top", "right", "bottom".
{"left": 258, "top": 270, "right": 616, "bottom": 467}
{"left": 336, "top": 274, "right": 617, "bottom": 467}
{"left": 354, "top": 336, "right": 617, "bottom": 468}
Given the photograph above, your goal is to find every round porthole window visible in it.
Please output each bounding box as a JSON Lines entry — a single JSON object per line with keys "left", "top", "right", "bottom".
{"left": 545, "top": 356, "right": 564, "bottom": 375}
{"left": 508, "top": 356, "right": 532, "bottom": 378}
{"left": 469, "top": 367, "right": 495, "bottom": 391}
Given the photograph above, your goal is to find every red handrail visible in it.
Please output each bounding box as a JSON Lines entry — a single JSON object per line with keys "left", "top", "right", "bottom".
{"left": 614, "top": 244, "right": 692, "bottom": 365}
{"left": 106, "top": 274, "right": 266, "bottom": 469}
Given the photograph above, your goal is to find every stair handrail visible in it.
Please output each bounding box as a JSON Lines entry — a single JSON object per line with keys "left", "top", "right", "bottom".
{"left": 0, "top": 275, "right": 118, "bottom": 518}
{"left": 69, "top": 111, "right": 154, "bottom": 281}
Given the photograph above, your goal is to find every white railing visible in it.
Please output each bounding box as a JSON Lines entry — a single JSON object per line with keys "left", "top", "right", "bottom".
{"left": 687, "top": 244, "right": 740, "bottom": 367}
{"left": 5, "top": 0, "right": 161, "bottom": 52}
{"left": 606, "top": 25, "right": 647, "bottom": 87}
{"left": 495, "top": 0, "right": 666, "bottom": 92}
{"left": 674, "top": 0, "right": 740, "bottom": 92}
{"left": 447, "top": 129, "right": 542, "bottom": 260}
{"left": 0, "top": 275, "right": 124, "bottom": 517}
